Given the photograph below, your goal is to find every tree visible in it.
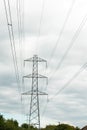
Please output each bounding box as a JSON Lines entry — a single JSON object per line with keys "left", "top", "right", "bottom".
{"left": 75, "top": 126, "right": 80, "bottom": 130}
{"left": 13, "top": 120, "right": 19, "bottom": 127}
{"left": 5, "top": 118, "right": 19, "bottom": 130}
{"left": 55, "top": 124, "right": 76, "bottom": 130}
{"left": 42, "top": 125, "right": 56, "bottom": 130}
{"left": 21, "top": 123, "right": 28, "bottom": 129}
{"left": 0, "top": 114, "right": 5, "bottom": 130}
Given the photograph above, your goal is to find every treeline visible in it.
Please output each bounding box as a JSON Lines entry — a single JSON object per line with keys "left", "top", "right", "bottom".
{"left": 0, "top": 114, "right": 80, "bottom": 130}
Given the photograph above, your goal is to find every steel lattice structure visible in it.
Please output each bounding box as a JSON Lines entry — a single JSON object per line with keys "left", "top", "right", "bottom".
{"left": 22, "top": 55, "right": 48, "bottom": 130}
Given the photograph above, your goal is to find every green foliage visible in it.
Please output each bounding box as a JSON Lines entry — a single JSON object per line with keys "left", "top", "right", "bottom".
{"left": 5, "top": 118, "right": 19, "bottom": 130}
{"left": 75, "top": 126, "right": 80, "bottom": 130}
{"left": 55, "top": 124, "right": 77, "bottom": 130}
{"left": 45, "top": 125, "right": 56, "bottom": 130}
{"left": 0, "top": 114, "right": 5, "bottom": 130}
{"left": 0, "top": 114, "right": 80, "bottom": 130}
{"left": 21, "top": 123, "right": 28, "bottom": 129}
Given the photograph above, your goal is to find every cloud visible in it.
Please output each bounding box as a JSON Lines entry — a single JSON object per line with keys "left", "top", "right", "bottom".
{"left": 1, "top": 0, "right": 87, "bottom": 128}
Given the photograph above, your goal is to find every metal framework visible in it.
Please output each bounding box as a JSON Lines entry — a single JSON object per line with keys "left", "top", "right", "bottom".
{"left": 22, "top": 55, "right": 48, "bottom": 130}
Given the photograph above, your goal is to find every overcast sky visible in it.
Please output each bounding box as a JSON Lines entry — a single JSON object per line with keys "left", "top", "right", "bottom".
{"left": 0, "top": 0, "right": 87, "bottom": 128}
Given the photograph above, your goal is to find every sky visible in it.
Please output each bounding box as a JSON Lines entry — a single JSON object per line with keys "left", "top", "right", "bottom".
{"left": 0, "top": 0, "right": 87, "bottom": 128}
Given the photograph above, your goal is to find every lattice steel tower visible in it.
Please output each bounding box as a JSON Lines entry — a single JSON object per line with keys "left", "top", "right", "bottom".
{"left": 22, "top": 55, "right": 47, "bottom": 130}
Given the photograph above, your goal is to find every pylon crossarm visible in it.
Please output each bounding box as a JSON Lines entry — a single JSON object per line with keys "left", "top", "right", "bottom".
{"left": 23, "top": 74, "right": 32, "bottom": 78}
{"left": 38, "top": 91, "right": 48, "bottom": 95}
{"left": 22, "top": 91, "right": 47, "bottom": 95}
{"left": 21, "top": 90, "right": 32, "bottom": 95}
{"left": 24, "top": 55, "right": 47, "bottom": 62}
{"left": 23, "top": 74, "right": 47, "bottom": 79}
{"left": 24, "top": 57, "right": 34, "bottom": 62}
{"left": 38, "top": 74, "right": 47, "bottom": 78}
{"left": 37, "top": 57, "right": 47, "bottom": 62}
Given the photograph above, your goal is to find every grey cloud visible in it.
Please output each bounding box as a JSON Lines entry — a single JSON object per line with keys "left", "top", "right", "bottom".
{"left": 1, "top": 0, "right": 87, "bottom": 128}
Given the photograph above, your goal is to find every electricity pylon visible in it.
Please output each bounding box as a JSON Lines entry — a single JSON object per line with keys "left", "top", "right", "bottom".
{"left": 22, "top": 55, "right": 48, "bottom": 130}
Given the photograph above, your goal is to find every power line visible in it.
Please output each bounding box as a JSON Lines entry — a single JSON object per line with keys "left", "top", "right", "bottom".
{"left": 17, "top": 0, "right": 25, "bottom": 45}
{"left": 49, "top": 63, "right": 87, "bottom": 101}
{"left": 38, "top": 0, "right": 45, "bottom": 39}
{"left": 39, "top": 63, "right": 87, "bottom": 116}
{"left": 48, "top": 0, "right": 76, "bottom": 67}
{"left": 49, "top": 13, "right": 87, "bottom": 80}
{"left": 39, "top": 0, "right": 76, "bottom": 116}
{"left": 40, "top": 63, "right": 87, "bottom": 117}
{"left": 17, "top": 0, "right": 21, "bottom": 43}
{"left": 16, "top": 0, "right": 26, "bottom": 122}
{"left": 3, "top": 0, "right": 21, "bottom": 92}
{"left": 16, "top": 0, "right": 22, "bottom": 89}
{"left": 16, "top": 0, "right": 25, "bottom": 87}
{"left": 41, "top": 95, "right": 49, "bottom": 118}
{"left": 8, "top": 0, "right": 20, "bottom": 90}
{"left": 42, "top": 62, "right": 87, "bottom": 115}
{"left": 36, "top": 0, "right": 45, "bottom": 54}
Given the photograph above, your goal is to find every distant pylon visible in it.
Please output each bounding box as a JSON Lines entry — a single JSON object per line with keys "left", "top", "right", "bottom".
{"left": 22, "top": 55, "right": 48, "bottom": 130}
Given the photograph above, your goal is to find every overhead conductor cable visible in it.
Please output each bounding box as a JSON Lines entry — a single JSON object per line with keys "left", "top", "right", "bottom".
{"left": 3, "top": 0, "right": 20, "bottom": 91}
{"left": 48, "top": 0, "right": 76, "bottom": 66}
{"left": 49, "top": 13, "right": 87, "bottom": 80}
